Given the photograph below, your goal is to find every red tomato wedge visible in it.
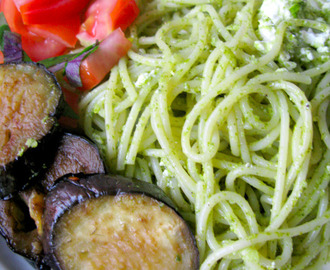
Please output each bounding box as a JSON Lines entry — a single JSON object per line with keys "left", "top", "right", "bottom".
{"left": 80, "top": 28, "right": 131, "bottom": 90}
{"left": 0, "top": 51, "right": 4, "bottom": 64}
{"left": 77, "top": 0, "right": 139, "bottom": 46}
{"left": 15, "top": 0, "right": 91, "bottom": 24}
{"left": 1, "top": 0, "right": 137, "bottom": 70}
{"left": 26, "top": 16, "right": 81, "bottom": 47}
{"left": 21, "top": 34, "right": 67, "bottom": 61}
{"left": 1, "top": 0, "right": 81, "bottom": 60}
{"left": 111, "top": 0, "right": 139, "bottom": 31}
{"left": 77, "top": 0, "right": 117, "bottom": 46}
{"left": 1, "top": 0, "right": 28, "bottom": 35}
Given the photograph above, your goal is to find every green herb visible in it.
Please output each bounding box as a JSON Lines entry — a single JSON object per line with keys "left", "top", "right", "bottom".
{"left": 17, "top": 147, "right": 25, "bottom": 157}
{"left": 0, "top": 25, "right": 10, "bottom": 51}
{"left": 289, "top": 4, "right": 300, "bottom": 18}
{"left": 289, "top": 3, "right": 301, "bottom": 18}
{"left": 0, "top": 12, "right": 10, "bottom": 51}
{"left": 289, "top": 0, "right": 306, "bottom": 19}
{"left": 23, "top": 51, "right": 32, "bottom": 62}
{"left": 0, "top": 12, "right": 7, "bottom": 26}
{"left": 38, "top": 54, "right": 79, "bottom": 68}
{"left": 25, "top": 138, "right": 38, "bottom": 148}
{"left": 38, "top": 42, "right": 99, "bottom": 69}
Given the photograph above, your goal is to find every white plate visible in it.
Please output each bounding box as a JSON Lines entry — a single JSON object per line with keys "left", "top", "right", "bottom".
{"left": 0, "top": 236, "right": 35, "bottom": 270}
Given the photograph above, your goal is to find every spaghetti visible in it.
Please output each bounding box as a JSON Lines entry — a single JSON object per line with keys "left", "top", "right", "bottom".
{"left": 79, "top": 0, "right": 330, "bottom": 269}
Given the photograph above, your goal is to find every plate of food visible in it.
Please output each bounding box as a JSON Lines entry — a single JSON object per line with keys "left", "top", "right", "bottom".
{"left": 0, "top": 0, "right": 329, "bottom": 269}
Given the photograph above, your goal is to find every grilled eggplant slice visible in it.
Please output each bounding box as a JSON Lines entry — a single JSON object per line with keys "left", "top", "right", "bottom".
{"left": 0, "top": 62, "right": 62, "bottom": 199}
{"left": 42, "top": 174, "right": 199, "bottom": 270}
{"left": 0, "top": 195, "right": 42, "bottom": 262}
{"left": 42, "top": 133, "right": 105, "bottom": 191}
{"left": 0, "top": 133, "right": 105, "bottom": 267}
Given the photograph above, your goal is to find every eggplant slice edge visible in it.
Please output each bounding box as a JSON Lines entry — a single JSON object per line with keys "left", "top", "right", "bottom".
{"left": 42, "top": 174, "right": 199, "bottom": 270}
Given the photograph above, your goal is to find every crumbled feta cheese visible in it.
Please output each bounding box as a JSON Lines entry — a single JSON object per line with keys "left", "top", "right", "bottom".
{"left": 258, "top": 0, "right": 291, "bottom": 42}
{"left": 256, "top": 0, "right": 330, "bottom": 68}
{"left": 300, "top": 48, "right": 314, "bottom": 62}
{"left": 318, "top": 46, "right": 329, "bottom": 53}
{"left": 301, "top": 28, "right": 330, "bottom": 48}
{"left": 260, "top": 0, "right": 291, "bottom": 25}
{"left": 135, "top": 73, "right": 149, "bottom": 87}
{"left": 135, "top": 70, "right": 156, "bottom": 87}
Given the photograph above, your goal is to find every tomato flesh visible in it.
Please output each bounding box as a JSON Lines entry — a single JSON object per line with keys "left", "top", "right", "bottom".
{"left": 26, "top": 16, "right": 81, "bottom": 47}
{"left": 80, "top": 28, "right": 132, "bottom": 90}
{"left": 77, "top": 0, "right": 139, "bottom": 46}
{"left": 111, "top": 0, "right": 140, "bottom": 31}
{"left": 0, "top": 51, "right": 4, "bottom": 64}
{"left": 21, "top": 34, "right": 67, "bottom": 61}
{"left": 1, "top": 0, "right": 139, "bottom": 86}
{"left": 16, "top": 0, "right": 91, "bottom": 24}
{"left": 77, "top": 0, "right": 117, "bottom": 46}
{"left": 1, "top": 0, "right": 81, "bottom": 60}
{"left": 1, "top": 0, "right": 28, "bottom": 35}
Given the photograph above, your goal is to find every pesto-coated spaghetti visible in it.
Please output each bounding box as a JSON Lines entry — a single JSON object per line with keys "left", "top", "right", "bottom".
{"left": 79, "top": 0, "right": 330, "bottom": 269}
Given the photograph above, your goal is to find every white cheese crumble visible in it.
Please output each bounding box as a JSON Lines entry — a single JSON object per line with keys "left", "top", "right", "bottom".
{"left": 256, "top": 0, "right": 330, "bottom": 68}
{"left": 301, "top": 28, "right": 330, "bottom": 48}
{"left": 258, "top": 0, "right": 292, "bottom": 42}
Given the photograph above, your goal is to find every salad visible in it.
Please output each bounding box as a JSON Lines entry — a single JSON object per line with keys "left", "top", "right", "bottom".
{"left": 0, "top": 0, "right": 138, "bottom": 94}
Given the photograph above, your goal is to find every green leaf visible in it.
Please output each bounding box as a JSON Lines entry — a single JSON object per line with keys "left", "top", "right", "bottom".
{"left": 38, "top": 42, "right": 99, "bottom": 69}
{"left": 0, "top": 25, "right": 10, "bottom": 51}
{"left": 290, "top": 4, "right": 300, "bottom": 18}
{"left": 23, "top": 52, "right": 32, "bottom": 62}
{"left": 38, "top": 54, "right": 78, "bottom": 68}
{"left": 289, "top": 1, "right": 305, "bottom": 18}
{"left": 0, "top": 12, "right": 10, "bottom": 51}
{"left": 0, "top": 12, "right": 8, "bottom": 27}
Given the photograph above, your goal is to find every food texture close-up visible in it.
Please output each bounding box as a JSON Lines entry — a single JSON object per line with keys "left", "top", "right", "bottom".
{"left": 0, "top": 0, "right": 329, "bottom": 269}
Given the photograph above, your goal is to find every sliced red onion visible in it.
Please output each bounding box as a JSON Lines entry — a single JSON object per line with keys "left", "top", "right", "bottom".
{"left": 48, "top": 62, "right": 66, "bottom": 73}
{"left": 65, "top": 53, "right": 86, "bottom": 88}
{"left": 3, "top": 31, "right": 22, "bottom": 62}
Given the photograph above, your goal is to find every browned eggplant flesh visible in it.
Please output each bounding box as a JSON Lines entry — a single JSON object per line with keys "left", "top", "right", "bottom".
{"left": 0, "top": 62, "right": 62, "bottom": 199}
{"left": 42, "top": 174, "right": 199, "bottom": 270}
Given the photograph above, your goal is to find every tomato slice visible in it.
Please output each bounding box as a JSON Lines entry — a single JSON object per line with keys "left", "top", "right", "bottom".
{"left": 77, "top": 0, "right": 139, "bottom": 46}
{"left": 111, "top": 0, "right": 139, "bottom": 31}
{"left": 77, "top": 0, "right": 117, "bottom": 46}
{"left": 0, "top": 51, "right": 4, "bottom": 64}
{"left": 27, "top": 16, "right": 81, "bottom": 47}
{"left": 16, "top": 0, "right": 91, "bottom": 24}
{"left": 0, "top": 0, "right": 67, "bottom": 61}
{"left": 21, "top": 34, "right": 67, "bottom": 61}
{"left": 1, "top": 0, "right": 80, "bottom": 60}
{"left": 1, "top": 0, "right": 28, "bottom": 35}
{"left": 80, "top": 28, "right": 131, "bottom": 90}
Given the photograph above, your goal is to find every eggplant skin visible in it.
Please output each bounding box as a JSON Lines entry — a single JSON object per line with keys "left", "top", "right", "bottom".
{"left": 0, "top": 197, "right": 42, "bottom": 262}
{"left": 0, "top": 132, "right": 105, "bottom": 269}
{"left": 0, "top": 62, "right": 63, "bottom": 199}
{"left": 42, "top": 133, "right": 105, "bottom": 191}
{"left": 42, "top": 174, "right": 199, "bottom": 270}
